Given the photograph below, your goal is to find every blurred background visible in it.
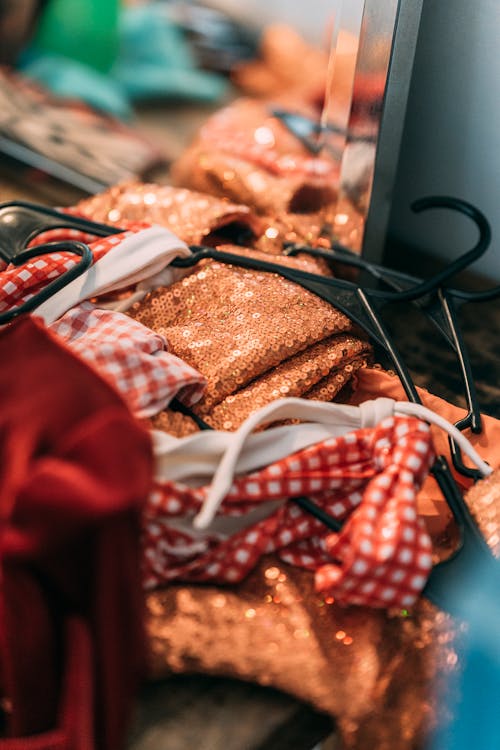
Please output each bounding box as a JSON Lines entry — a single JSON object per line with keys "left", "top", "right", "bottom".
{"left": 0, "top": 0, "right": 498, "bottom": 278}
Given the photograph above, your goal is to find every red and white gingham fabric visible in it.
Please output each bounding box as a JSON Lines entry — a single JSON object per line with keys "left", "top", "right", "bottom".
{"left": 0, "top": 221, "right": 148, "bottom": 314}
{"left": 49, "top": 302, "right": 206, "bottom": 418}
{"left": 142, "top": 414, "right": 436, "bottom": 609}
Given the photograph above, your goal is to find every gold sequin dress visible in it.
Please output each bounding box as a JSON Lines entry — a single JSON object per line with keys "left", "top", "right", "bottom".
{"left": 170, "top": 98, "right": 365, "bottom": 251}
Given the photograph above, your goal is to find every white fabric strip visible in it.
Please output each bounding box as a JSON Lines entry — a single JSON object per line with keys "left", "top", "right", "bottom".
{"left": 110, "top": 265, "right": 190, "bottom": 313}
{"left": 36, "top": 226, "right": 191, "bottom": 325}
{"left": 192, "top": 397, "right": 395, "bottom": 529}
{"left": 395, "top": 401, "right": 492, "bottom": 477}
{"left": 164, "top": 500, "right": 284, "bottom": 544}
{"left": 171, "top": 396, "right": 492, "bottom": 530}
{"left": 150, "top": 399, "right": 396, "bottom": 539}
{"left": 152, "top": 417, "right": 372, "bottom": 485}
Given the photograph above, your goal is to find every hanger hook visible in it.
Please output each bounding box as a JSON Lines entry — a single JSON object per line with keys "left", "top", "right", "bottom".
{"left": 411, "top": 195, "right": 492, "bottom": 281}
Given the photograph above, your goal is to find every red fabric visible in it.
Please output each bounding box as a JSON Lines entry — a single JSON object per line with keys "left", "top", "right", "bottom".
{"left": 349, "top": 368, "right": 500, "bottom": 530}
{"left": 0, "top": 317, "right": 153, "bottom": 749}
{"left": 143, "top": 415, "right": 435, "bottom": 608}
{"left": 196, "top": 105, "right": 338, "bottom": 180}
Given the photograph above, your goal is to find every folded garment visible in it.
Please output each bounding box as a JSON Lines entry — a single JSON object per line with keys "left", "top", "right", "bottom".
{"left": 49, "top": 302, "right": 206, "bottom": 418}
{"left": 169, "top": 98, "right": 366, "bottom": 250}
{"left": 128, "top": 245, "right": 372, "bottom": 424}
{"left": 76, "top": 179, "right": 356, "bottom": 257}
{"left": 143, "top": 410, "right": 436, "bottom": 608}
{"left": 202, "top": 333, "right": 367, "bottom": 430}
{"left": 144, "top": 387, "right": 491, "bottom": 597}
{"left": 171, "top": 98, "right": 339, "bottom": 216}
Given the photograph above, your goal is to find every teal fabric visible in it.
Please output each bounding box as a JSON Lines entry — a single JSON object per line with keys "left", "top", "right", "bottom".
{"left": 32, "top": 0, "right": 119, "bottom": 73}
{"left": 19, "top": 3, "right": 227, "bottom": 118}
{"left": 112, "top": 5, "right": 227, "bottom": 103}
{"left": 431, "top": 558, "right": 500, "bottom": 749}
{"left": 20, "top": 51, "right": 132, "bottom": 119}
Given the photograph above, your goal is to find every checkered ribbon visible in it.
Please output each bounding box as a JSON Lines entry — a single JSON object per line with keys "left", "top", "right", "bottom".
{"left": 142, "top": 414, "right": 436, "bottom": 608}
{"left": 0, "top": 222, "right": 147, "bottom": 315}
{"left": 49, "top": 302, "right": 206, "bottom": 418}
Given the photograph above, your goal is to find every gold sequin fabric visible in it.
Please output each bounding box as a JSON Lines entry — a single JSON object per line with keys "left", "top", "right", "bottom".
{"left": 75, "top": 181, "right": 264, "bottom": 247}
{"left": 145, "top": 463, "right": 500, "bottom": 748}
{"left": 170, "top": 99, "right": 338, "bottom": 214}
{"left": 75, "top": 179, "right": 355, "bottom": 259}
{"left": 253, "top": 198, "right": 365, "bottom": 256}
{"left": 146, "top": 557, "right": 460, "bottom": 750}
{"left": 172, "top": 143, "right": 337, "bottom": 219}
{"left": 129, "top": 247, "right": 369, "bottom": 425}
{"left": 464, "top": 468, "right": 500, "bottom": 556}
{"left": 170, "top": 98, "right": 365, "bottom": 251}
{"left": 204, "top": 344, "right": 369, "bottom": 431}
{"left": 150, "top": 409, "right": 199, "bottom": 438}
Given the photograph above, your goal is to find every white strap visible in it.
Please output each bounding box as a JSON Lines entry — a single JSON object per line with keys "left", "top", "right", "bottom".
{"left": 152, "top": 418, "right": 373, "bottom": 485}
{"left": 184, "top": 397, "right": 492, "bottom": 530}
{"left": 395, "top": 401, "right": 492, "bottom": 477}
{"left": 36, "top": 226, "right": 191, "bottom": 324}
{"left": 192, "top": 397, "right": 394, "bottom": 529}
{"left": 110, "top": 265, "right": 189, "bottom": 313}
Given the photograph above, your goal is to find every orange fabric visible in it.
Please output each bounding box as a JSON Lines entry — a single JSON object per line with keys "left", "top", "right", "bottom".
{"left": 350, "top": 368, "right": 500, "bottom": 532}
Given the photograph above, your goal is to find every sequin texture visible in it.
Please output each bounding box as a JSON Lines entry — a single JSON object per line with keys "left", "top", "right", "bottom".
{"left": 170, "top": 98, "right": 365, "bottom": 250}
{"left": 76, "top": 181, "right": 264, "bottom": 247}
{"left": 129, "top": 248, "right": 368, "bottom": 420}
{"left": 146, "top": 557, "right": 460, "bottom": 750}
{"left": 464, "top": 468, "right": 500, "bottom": 556}
{"left": 205, "top": 341, "right": 369, "bottom": 430}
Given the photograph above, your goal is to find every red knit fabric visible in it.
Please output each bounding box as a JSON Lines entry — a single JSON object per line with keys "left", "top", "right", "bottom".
{"left": 0, "top": 317, "right": 153, "bottom": 749}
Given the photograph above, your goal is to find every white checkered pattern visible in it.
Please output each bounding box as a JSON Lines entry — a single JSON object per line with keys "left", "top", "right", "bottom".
{"left": 49, "top": 302, "right": 206, "bottom": 418}
{"left": 142, "top": 415, "right": 436, "bottom": 608}
{"left": 0, "top": 221, "right": 147, "bottom": 315}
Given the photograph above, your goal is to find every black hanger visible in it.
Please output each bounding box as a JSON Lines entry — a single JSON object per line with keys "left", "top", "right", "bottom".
{"left": 0, "top": 201, "right": 122, "bottom": 324}
{"left": 165, "top": 201, "right": 497, "bottom": 615}
{"left": 284, "top": 196, "right": 499, "bottom": 481}
{"left": 0, "top": 197, "right": 496, "bottom": 614}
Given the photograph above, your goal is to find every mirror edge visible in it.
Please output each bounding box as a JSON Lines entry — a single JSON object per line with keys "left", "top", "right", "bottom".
{"left": 361, "top": 0, "right": 425, "bottom": 263}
